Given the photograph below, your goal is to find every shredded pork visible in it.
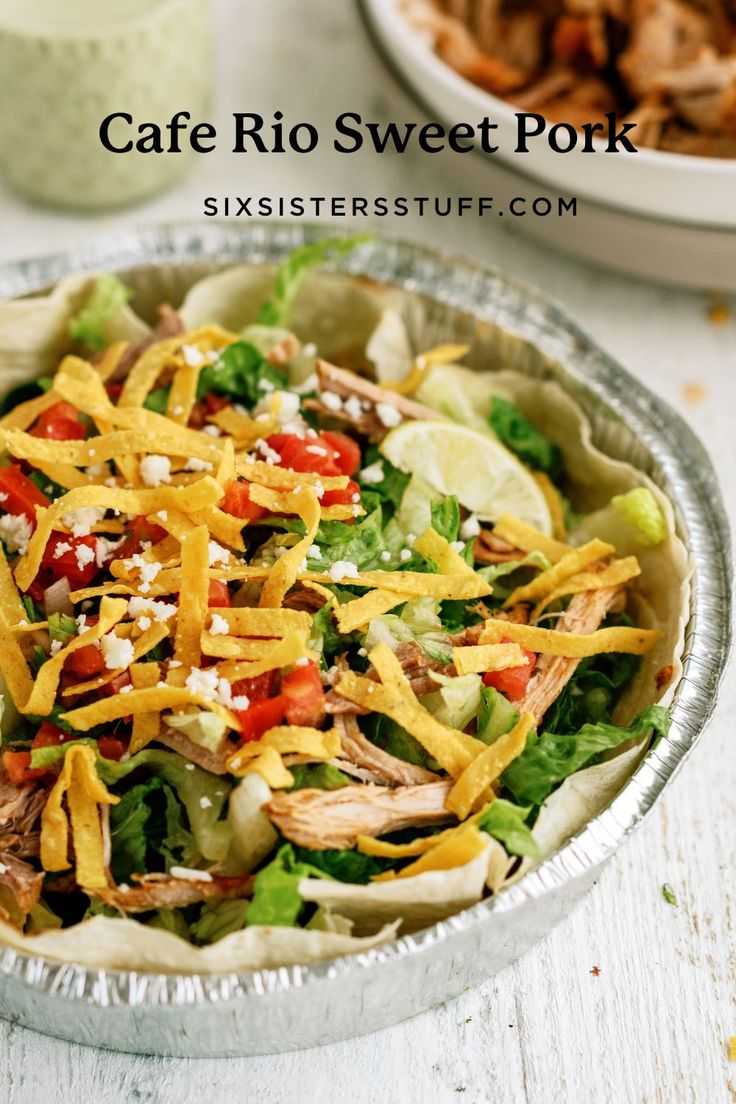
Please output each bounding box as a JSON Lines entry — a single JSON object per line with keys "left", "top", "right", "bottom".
{"left": 334, "top": 713, "right": 440, "bottom": 787}
{"left": 92, "top": 872, "right": 253, "bottom": 914}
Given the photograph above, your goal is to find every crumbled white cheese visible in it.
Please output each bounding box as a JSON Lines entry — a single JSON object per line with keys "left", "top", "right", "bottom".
{"left": 169, "top": 866, "right": 213, "bottom": 883}
{"left": 169, "top": 659, "right": 182, "bottom": 669}
{"left": 295, "top": 656, "right": 309, "bottom": 667}
{"left": 357, "top": 647, "right": 368, "bottom": 658}
{"left": 94, "top": 536, "right": 124, "bottom": 569}
{"left": 460, "top": 514, "right": 481, "bottom": 540}
{"left": 53, "top": 540, "right": 72, "bottom": 559}
{"left": 63, "top": 506, "right": 106, "bottom": 538}
{"left": 184, "top": 457, "right": 213, "bottom": 472}
{"left": 76, "top": 613, "right": 87, "bottom": 631}
{"left": 313, "top": 480, "right": 325, "bottom": 499}
{"left": 100, "top": 634, "right": 135, "bottom": 671}
{"left": 359, "top": 461, "right": 384, "bottom": 484}
{"left": 399, "top": 548, "right": 412, "bottom": 562}
{"left": 172, "top": 405, "right": 185, "bottom": 417}
{"left": 139, "top": 455, "right": 172, "bottom": 488}
{"left": 199, "top": 796, "right": 213, "bottom": 809}
{"left": 137, "top": 616, "right": 152, "bottom": 631}
{"left": 275, "top": 391, "right": 301, "bottom": 425}
{"left": 376, "top": 402, "right": 402, "bottom": 428}
{"left": 185, "top": 668, "right": 219, "bottom": 699}
{"left": 257, "top": 377, "right": 275, "bottom": 392}
{"left": 351, "top": 492, "right": 361, "bottom": 503}
{"left": 308, "top": 544, "right": 321, "bottom": 559}
{"left": 306, "top": 444, "right": 328, "bottom": 457}
{"left": 202, "top": 424, "right": 221, "bottom": 437}
{"left": 185, "top": 762, "right": 195, "bottom": 770}
{"left": 450, "top": 540, "right": 466, "bottom": 553}
{"left": 49, "top": 640, "right": 63, "bottom": 657}
{"left": 328, "top": 560, "right": 359, "bottom": 582}
{"left": 208, "top": 541, "right": 229, "bottom": 567}
{"left": 126, "top": 554, "right": 162, "bottom": 595}
{"left": 209, "top": 613, "right": 229, "bottom": 636}
{"left": 181, "top": 343, "right": 205, "bottom": 368}
{"left": 75, "top": 544, "right": 95, "bottom": 571}
{"left": 119, "top": 684, "right": 133, "bottom": 695}
{"left": 343, "top": 395, "right": 363, "bottom": 421}
{"left": 321, "top": 391, "right": 343, "bottom": 412}
{"left": 232, "top": 695, "right": 250, "bottom": 711}
{"left": 380, "top": 550, "right": 391, "bottom": 562}
{"left": 156, "top": 510, "right": 168, "bottom": 522}
{"left": 0, "top": 514, "right": 32, "bottom": 556}
{"left": 128, "top": 596, "right": 177, "bottom": 623}
{"left": 85, "top": 462, "right": 110, "bottom": 480}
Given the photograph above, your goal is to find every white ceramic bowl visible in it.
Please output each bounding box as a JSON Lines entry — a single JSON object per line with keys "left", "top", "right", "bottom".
{"left": 363, "top": 0, "right": 736, "bottom": 229}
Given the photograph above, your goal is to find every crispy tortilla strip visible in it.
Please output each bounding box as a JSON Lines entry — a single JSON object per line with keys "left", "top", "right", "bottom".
{"left": 40, "top": 745, "right": 119, "bottom": 889}
{"left": 320, "top": 504, "right": 365, "bottom": 522}
{"left": 200, "top": 634, "right": 270, "bottom": 660}
{"left": 172, "top": 525, "right": 209, "bottom": 671}
{"left": 334, "top": 670, "right": 479, "bottom": 778}
{"left": 479, "top": 618, "right": 660, "bottom": 657}
{"left": 309, "top": 568, "right": 490, "bottom": 599}
{"left": 128, "top": 663, "right": 163, "bottom": 755}
{"left": 166, "top": 361, "right": 200, "bottom": 425}
{"left": 503, "top": 539, "right": 615, "bottom": 609}
{"left": 236, "top": 459, "right": 348, "bottom": 491}
{"left": 15, "top": 477, "right": 223, "bottom": 591}
{"left": 374, "top": 823, "right": 488, "bottom": 880}
{"left": 334, "top": 589, "right": 414, "bottom": 634}
{"left": 0, "top": 390, "right": 58, "bottom": 431}
{"left": 445, "top": 714, "right": 534, "bottom": 819}
{"left": 384, "top": 344, "right": 470, "bottom": 396}
{"left": 24, "top": 597, "right": 128, "bottom": 715}
{"left": 239, "top": 745, "right": 294, "bottom": 789}
{"left": 248, "top": 482, "right": 354, "bottom": 524}
{"left": 210, "top": 407, "right": 275, "bottom": 446}
{"left": 452, "top": 642, "right": 530, "bottom": 676}
{"left": 216, "top": 633, "right": 312, "bottom": 681}
{"left": 119, "top": 326, "right": 236, "bottom": 409}
{"left": 356, "top": 815, "right": 488, "bottom": 858}
{"left": 0, "top": 609, "right": 34, "bottom": 709}
{"left": 257, "top": 486, "right": 321, "bottom": 609}
{"left": 493, "top": 514, "right": 570, "bottom": 563}
{"left": 0, "top": 427, "right": 221, "bottom": 469}
{"left": 531, "top": 557, "right": 641, "bottom": 621}
{"left": 216, "top": 438, "right": 236, "bottom": 487}
{"left": 227, "top": 727, "right": 340, "bottom": 775}
{"left": 61, "top": 688, "right": 238, "bottom": 732}
{"left": 413, "top": 526, "right": 475, "bottom": 577}
{"left": 0, "top": 545, "right": 26, "bottom": 626}
{"left": 149, "top": 505, "right": 244, "bottom": 554}
{"left": 532, "top": 474, "right": 567, "bottom": 541}
{"left": 61, "top": 622, "right": 170, "bottom": 697}
{"left": 206, "top": 607, "right": 311, "bottom": 637}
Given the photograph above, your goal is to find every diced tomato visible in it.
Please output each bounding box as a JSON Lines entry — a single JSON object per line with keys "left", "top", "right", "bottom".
{"left": 97, "top": 735, "right": 129, "bottom": 761}
{"left": 320, "top": 431, "right": 361, "bottom": 476}
{"left": 106, "top": 382, "right": 123, "bottom": 402}
{"left": 41, "top": 533, "right": 99, "bottom": 588}
{"left": 2, "top": 750, "right": 46, "bottom": 785}
{"left": 31, "top": 722, "right": 73, "bottom": 751}
{"left": 222, "top": 480, "right": 268, "bottom": 522}
{"left": 114, "top": 516, "right": 168, "bottom": 561}
{"left": 482, "top": 638, "right": 537, "bottom": 702}
{"left": 204, "top": 393, "right": 230, "bottom": 415}
{"left": 235, "top": 695, "right": 288, "bottom": 743}
{"left": 65, "top": 643, "right": 105, "bottom": 679}
{"left": 280, "top": 661, "right": 326, "bottom": 726}
{"left": 267, "top": 433, "right": 341, "bottom": 477}
{"left": 0, "top": 465, "right": 50, "bottom": 524}
{"left": 320, "top": 478, "right": 360, "bottom": 510}
{"left": 208, "top": 579, "right": 232, "bottom": 608}
{"left": 30, "top": 401, "right": 86, "bottom": 441}
{"left": 231, "top": 670, "right": 278, "bottom": 702}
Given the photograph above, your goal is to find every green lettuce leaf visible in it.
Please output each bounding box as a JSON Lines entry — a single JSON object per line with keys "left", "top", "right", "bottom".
{"left": 476, "top": 686, "right": 519, "bottom": 745}
{"left": 69, "top": 274, "right": 133, "bottom": 352}
{"left": 197, "top": 340, "right": 286, "bottom": 406}
{"left": 109, "top": 776, "right": 195, "bottom": 884}
{"left": 288, "top": 763, "right": 352, "bottom": 791}
{"left": 291, "top": 845, "right": 391, "bottom": 885}
{"left": 245, "top": 843, "right": 331, "bottom": 927}
{"left": 258, "top": 233, "right": 373, "bottom": 327}
{"left": 190, "top": 899, "right": 249, "bottom": 945}
{"left": 357, "top": 447, "right": 409, "bottom": 514}
{"left": 143, "top": 386, "right": 170, "bottom": 415}
{"left": 0, "top": 376, "right": 53, "bottom": 418}
{"left": 430, "top": 496, "right": 460, "bottom": 542}
{"left": 489, "top": 397, "right": 563, "bottom": 479}
{"left": 48, "top": 612, "right": 77, "bottom": 644}
{"left": 478, "top": 799, "right": 540, "bottom": 859}
{"left": 502, "top": 705, "right": 671, "bottom": 806}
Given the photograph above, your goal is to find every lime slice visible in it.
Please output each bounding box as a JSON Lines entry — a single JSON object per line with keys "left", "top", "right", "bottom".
{"left": 380, "top": 420, "right": 552, "bottom": 534}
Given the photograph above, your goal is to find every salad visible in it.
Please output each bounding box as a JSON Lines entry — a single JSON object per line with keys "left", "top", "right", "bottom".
{"left": 0, "top": 239, "right": 687, "bottom": 971}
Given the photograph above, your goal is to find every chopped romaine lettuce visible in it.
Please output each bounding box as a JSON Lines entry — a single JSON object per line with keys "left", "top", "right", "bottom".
{"left": 570, "top": 487, "right": 667, "bottom": 553}
{"left": 421, "top": 671, "right": 482, "bottom": 731}
{"left": 489, "top": 397, "right": 563, "bottom": 479}
{"left": 196, "top": 341, "right": 285, "bottom": 406}
{"left": 357, "top": 447, "right": 410, "bottom": 513}
{"left": 48, "top": 612, "right": 77, "bottom": 644}
{"left": 69, "top": 274, "right": 133, "bottom": 352}
{"left": 288, "top": 763, "right": 352, "bottom": 790}
{"left": 165, "top": 709, "right": 227, "bottom": 752}
{"left": 430, "top": 496, "right": 461, "bottom": 542}
{"left": 291, "top": 845, "right": 391, "bottom": 884}
{"left": 109, "top": 776, "right": 194, "bottom": 884}
{"left": 143, "top": 386, "right": 170, "bottom": 415}
{"left": 477, "top": 686, "right": 519, "bottom": 745}
{"left": 191, "top": 899, "right": 249, "bottom": 945}
{"left": 257, "top": 233, "right": 372, "bottom": 327}
{"left": 478, "top": 799, "right": 540, "bottom": 859}
{"left": 245, "top": 844, "right": 331, "bottom": 927}
{"left": 502, "top": 705, "right": 671, "bottom": 806}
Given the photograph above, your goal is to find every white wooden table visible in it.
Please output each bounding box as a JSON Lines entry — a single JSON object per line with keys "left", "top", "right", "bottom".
{"left": 1, "top": 3, "right": 734, "bottom": 1101}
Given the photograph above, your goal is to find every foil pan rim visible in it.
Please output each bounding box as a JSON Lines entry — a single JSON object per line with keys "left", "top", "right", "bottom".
{"left": 0, "top": 222, "right": 730, "bottom": 1007}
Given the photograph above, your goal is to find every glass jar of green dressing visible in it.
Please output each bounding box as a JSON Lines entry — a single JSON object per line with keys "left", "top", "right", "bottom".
{"left": 0, "top": 0, "right": 213, "bottom": 210}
